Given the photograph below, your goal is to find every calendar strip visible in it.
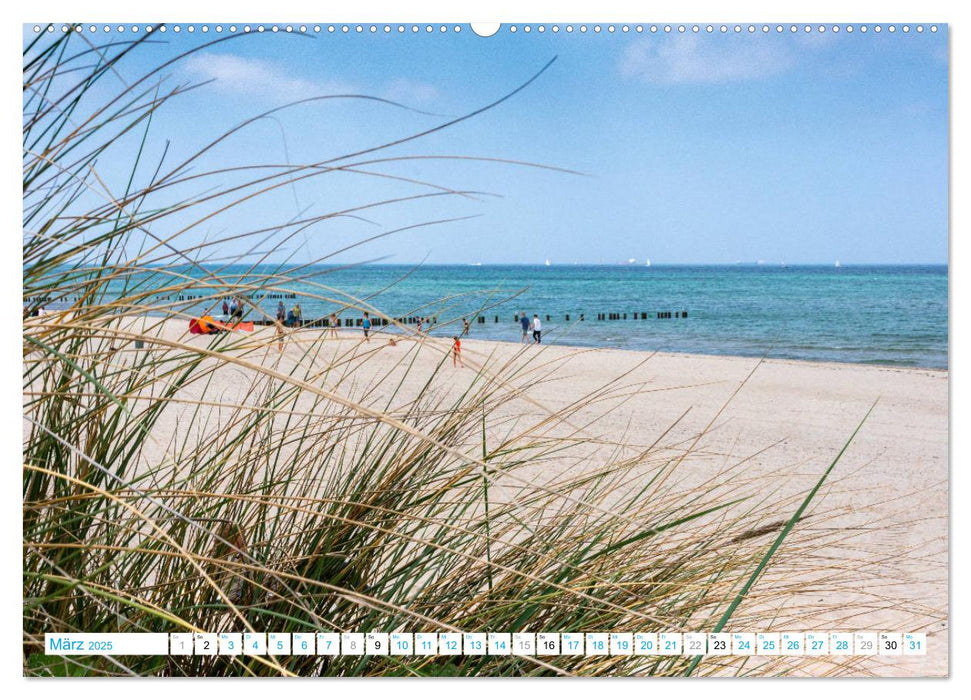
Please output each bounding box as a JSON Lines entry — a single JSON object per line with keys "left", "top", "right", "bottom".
{"left": 45, "top": 632, "right": 926, "bottom": 657}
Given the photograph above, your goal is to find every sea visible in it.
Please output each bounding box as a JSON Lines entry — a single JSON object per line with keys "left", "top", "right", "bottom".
{"left": 45, "top": 264, "right": 950, "bottom": 370}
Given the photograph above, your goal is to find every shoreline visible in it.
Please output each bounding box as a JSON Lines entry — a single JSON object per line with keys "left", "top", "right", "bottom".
{"left": 28, "top": 311, "right": 951, "bottom": 374}
{"left": 244, "top": 322, "right": 951, "bottom": 375}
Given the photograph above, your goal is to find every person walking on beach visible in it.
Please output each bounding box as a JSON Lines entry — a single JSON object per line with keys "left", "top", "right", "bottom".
{"left": 532, "top": 314, "right": 542, "bottom": 344}
{"left": 462, "top": 317, "right": 470, "bottom": 336}
{"left": 362, "top": 312, "right": 372, "bottom": 342}
{"left": 329, "top": 313, "right": 339, "bottom": 338}
{"left": 292, "top": 303, "right": 302, "bottom": 327}
{"left": 276, "top": 301, "right": 285, "bottom": 322}
{"left": 452, "top": 336, "right": 462, "bottom": 367}
{"left": 519, "top": 311, "right": 530, "bottom": 345}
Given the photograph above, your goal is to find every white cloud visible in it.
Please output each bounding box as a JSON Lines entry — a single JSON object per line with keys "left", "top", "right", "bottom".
{"left": 184, "top": 53, "right": 443, "bottom": 111}
{"left": 620, "top": 35, "right": 795, "bottom": 85}
{"left": 183, "top": 53, "right": 351, "bottom": 101}
{"left": 383, "top": 77, "right": 440, "bottom": 105}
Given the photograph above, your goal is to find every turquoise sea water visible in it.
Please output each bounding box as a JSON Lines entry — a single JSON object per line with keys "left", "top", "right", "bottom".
{"left": 58, "top": 264, "right": 949, "bottom": 369}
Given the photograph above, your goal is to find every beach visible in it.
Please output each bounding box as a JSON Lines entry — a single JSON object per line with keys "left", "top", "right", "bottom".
{"left": 115, "top": 318, "right": 947, "bottom": 676}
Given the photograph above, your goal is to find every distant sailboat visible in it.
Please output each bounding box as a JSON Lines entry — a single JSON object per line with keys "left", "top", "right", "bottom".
{"left": 645, "top": 258, "right": 652, "bottom": 267}
{"left": 545, "top": 259, "right": 551, "bottom": 267}
{"left": 835, "top": 259, "right": 841, "bottom": 268}
{"left": 627, "top": 257, "right": 637, "bottom": 264}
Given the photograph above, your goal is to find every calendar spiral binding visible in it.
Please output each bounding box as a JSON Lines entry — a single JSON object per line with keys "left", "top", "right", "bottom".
{"left": 31, "top": 23, "right": 942, "bottom": 37}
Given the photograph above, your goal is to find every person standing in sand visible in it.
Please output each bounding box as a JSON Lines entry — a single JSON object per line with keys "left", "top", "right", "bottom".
{"left": 462, "top": 317, "right": 470, "bottom": 336}
{"left": 520, "top": 311, "right": 530, "bottom": 345}
{"left": 532, "top": 314, "right": 542, "bottom": 344}
{"left": 292, "top": 303, "right": 302, "bottom": 327}
{"left": 452, "top": 335, "right": 462, "bottom": 367}
{"left": 362, "top": 312, "right": 372, "bottom": 343}
{"left": 328, "top": 313, "right": 339, "bottom": 338}
{"left": 222, "top": 299, "right": 229, "bottom": 317}
{"left": 417, "top": 317, "right": 424, "bottom": 334}
{"left": 274, "top": 319, "right": 285, "bottom": 352}
{"left": 276, "top": 301, "right": 285, "bottom": 322}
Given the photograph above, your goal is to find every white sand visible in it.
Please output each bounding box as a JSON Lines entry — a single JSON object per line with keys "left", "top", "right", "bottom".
{"left": 63, "top": 317, "right": 952, "bottom": 676}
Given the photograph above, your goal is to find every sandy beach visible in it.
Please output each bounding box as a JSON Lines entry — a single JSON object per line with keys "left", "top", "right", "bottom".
{"left": 100, "top": 317, "right": 946, "bottom": 676}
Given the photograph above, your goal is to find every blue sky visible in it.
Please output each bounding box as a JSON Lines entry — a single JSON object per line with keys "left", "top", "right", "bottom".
{"left": 24, "top": 24, "right": 948, "bottom": 264}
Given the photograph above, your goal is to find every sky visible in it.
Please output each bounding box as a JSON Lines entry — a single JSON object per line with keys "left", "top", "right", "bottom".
{"left": 23, "top": 23, "right": 949, "bottom": 265}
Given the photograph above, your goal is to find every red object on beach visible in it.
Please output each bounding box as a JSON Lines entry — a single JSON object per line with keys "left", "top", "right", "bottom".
{"left": 189, "top": 317, "right": 254, "bottom": 334}
{"left": 212, "top": 320, "right": 254, "bottom": 332}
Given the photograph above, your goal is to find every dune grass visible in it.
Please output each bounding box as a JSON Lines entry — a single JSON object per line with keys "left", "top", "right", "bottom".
{"left": 22, "top": 26, "right": 925, "bottom": 678}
